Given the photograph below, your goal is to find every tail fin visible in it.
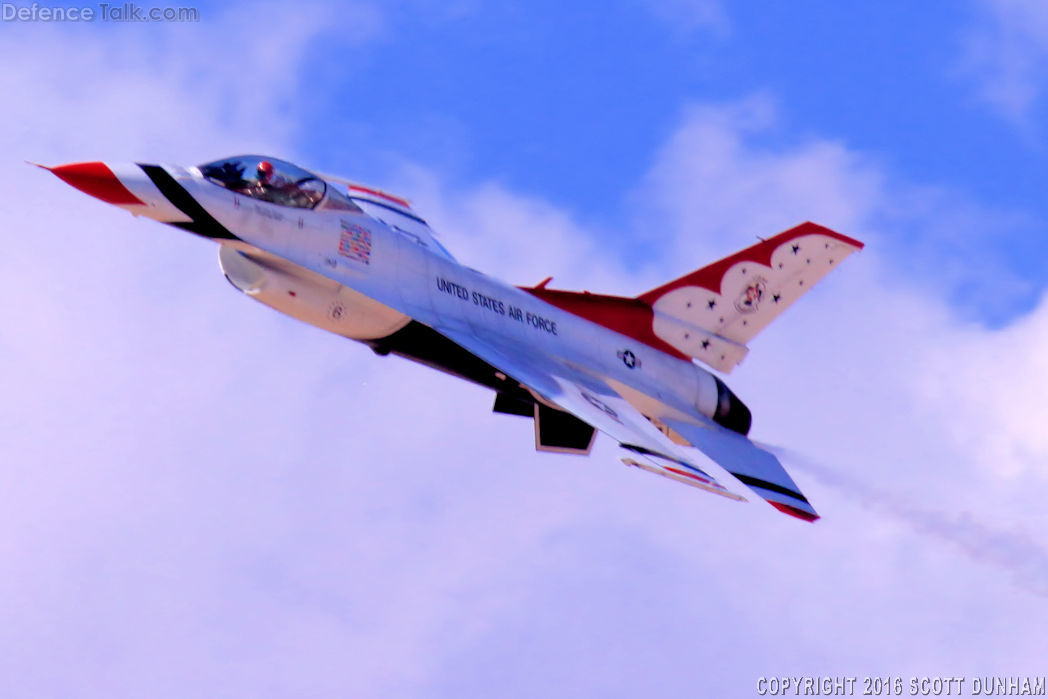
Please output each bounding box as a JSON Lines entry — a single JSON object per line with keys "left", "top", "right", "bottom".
{"left": 637, "top": 222, "right": 863, "bottom": 372}
{"left": 523, "top": 222, "right": 863, "bottom": 373}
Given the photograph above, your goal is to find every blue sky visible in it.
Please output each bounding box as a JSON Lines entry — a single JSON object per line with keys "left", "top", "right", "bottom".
{"left": 3, "top": 1, "right": 1048, "bottom": 696}
{"left": 307, "top": 1, "right": 991, "bottom": 206}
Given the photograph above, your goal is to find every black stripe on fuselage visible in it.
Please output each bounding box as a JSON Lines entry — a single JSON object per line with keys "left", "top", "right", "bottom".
{"left": 138, "top": 164, "right": 239, "bottom": 240}
{"left": 729, "top": 473, "right": 809, "bottom": 503}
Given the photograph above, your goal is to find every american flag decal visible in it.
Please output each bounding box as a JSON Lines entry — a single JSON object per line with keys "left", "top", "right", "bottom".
{"left": 338, "top": 221, "right": 372, "bottom": 265}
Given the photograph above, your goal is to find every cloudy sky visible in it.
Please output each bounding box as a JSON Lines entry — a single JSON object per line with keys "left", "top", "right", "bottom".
{"left": 3, "top": 1, "right": 1048, "bottom": 696}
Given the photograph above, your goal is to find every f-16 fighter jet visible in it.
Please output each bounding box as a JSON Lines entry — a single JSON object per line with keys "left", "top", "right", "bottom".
{"left": 44, "top": 155, "right": 864, "bottom": 521}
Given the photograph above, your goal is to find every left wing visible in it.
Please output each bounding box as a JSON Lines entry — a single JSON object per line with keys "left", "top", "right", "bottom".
{"left": 434, "top": 325, "right": 745, "bottom": 503}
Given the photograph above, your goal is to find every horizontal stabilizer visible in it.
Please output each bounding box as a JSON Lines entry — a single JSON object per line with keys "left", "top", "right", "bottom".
{"left": 666, "top": 417, "right": 819, "bottom": 522}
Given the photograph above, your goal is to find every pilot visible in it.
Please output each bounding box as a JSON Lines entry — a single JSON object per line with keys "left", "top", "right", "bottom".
{"left": 256, "top": 160, "right": 276, "bottom": 186}
{"left": 252, "top": 160, "right": 287, "bottom": 203}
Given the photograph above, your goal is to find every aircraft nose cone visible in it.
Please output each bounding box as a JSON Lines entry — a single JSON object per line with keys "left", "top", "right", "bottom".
{"left": 48, "top": 161, "right": 145, "bottom": 206}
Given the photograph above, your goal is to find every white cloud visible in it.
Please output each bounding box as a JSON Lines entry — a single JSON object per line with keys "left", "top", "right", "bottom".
{"left": 629, "top": 95, "right": 883, "bottom": 264}
{"left": 0, "top": 1, "right": 381, "bottom": 165}
{"left": 395, "top": 164, "right": 625, "bottom": 292}
{"left": 960, "top": 0, "right": 1048, "bottom": 122}
{"left": 4, "top": 17, "right": 1048, "bottom": 699}
{"left": 913, "top": 289, "right": 1048, "bottom": 480}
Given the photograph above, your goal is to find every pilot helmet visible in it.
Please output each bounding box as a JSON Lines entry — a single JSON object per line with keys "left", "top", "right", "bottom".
{"left": 257, "top": 160, "right": 274, "bottom": 180}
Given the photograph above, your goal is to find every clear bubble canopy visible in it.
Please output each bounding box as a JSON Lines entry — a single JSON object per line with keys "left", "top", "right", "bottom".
{"left": 199, "top": 155, "right": 327, "bottom": 209}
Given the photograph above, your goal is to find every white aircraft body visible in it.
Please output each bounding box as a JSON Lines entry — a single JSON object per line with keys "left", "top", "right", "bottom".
{"left": 45, "top": 155, "right": 864, "bottom": 521}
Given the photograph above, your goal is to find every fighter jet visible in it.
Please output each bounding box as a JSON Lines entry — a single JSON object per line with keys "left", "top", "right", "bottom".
{"left": 44, "top": 155, "right": 864, "bottom": 521}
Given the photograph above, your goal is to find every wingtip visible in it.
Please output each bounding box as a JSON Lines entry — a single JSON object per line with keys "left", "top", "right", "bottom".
{"left": 768, "top": 500, "right": 820, "bottom": 522}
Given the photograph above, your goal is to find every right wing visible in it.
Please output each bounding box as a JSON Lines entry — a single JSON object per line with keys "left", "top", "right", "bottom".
{"left": 434, "top": 325, "right": 745, "bottom": 503}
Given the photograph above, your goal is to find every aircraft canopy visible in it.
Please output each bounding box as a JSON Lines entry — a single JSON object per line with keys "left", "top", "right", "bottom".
{"left": 200, "top": 155, "right": 327, "bottom": 209}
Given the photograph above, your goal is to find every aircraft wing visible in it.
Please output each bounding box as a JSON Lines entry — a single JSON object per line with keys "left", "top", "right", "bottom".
{"left": 433, "top": 324, "right": 745, "bottom": 503}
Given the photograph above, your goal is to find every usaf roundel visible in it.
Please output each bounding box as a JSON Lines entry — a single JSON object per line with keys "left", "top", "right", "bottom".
{"left": 617, "top": 349, "right": 641, "bottom": 369}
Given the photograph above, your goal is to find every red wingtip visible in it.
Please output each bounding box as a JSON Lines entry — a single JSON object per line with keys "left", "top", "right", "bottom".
{"left": 769, "top": 500, "right": 820, "bottom": 522}
{"left": 49, "top": 161, "right": 144, "bottom": 206}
